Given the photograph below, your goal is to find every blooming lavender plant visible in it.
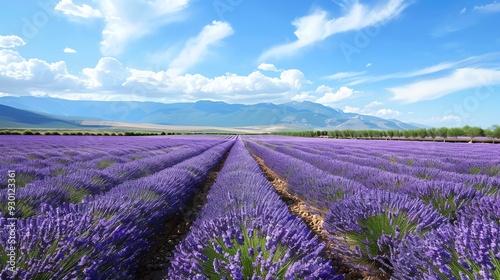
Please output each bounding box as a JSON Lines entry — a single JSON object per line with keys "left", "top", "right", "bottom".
{"left": 324, "top": 189, "right": 446, "bottom": 274}
{"left": 168, "top": 138, "right": 339, "bottom": 279}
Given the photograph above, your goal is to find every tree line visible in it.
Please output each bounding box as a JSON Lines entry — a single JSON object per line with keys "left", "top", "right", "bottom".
{"left": 273, "top": 125, "right": 500, "bottom": 143}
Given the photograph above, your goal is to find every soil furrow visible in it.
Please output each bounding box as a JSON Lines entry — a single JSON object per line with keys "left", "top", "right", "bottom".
{"left": 250, "top": 152, "right": 385, "bottom": 280}
{"left": 137, "top": 149, "right": 232, "bottom": 280}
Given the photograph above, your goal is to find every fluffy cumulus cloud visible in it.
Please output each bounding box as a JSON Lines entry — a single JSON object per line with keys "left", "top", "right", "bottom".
{"left": 0, "top": 51, "right": 335, "bottom": 104}
{"left": 83, "top": 57, "right": 130, "bottom": 88}
{"left": 169, "top": 21, "right": 233, "bottom": 75}
{"left": 260, "top": 0, "right": 409, "bottom": 60}
{"left": 430, "top": 115, "right": 462, "bottom": 123}
{"left": 124, "top": 68, "right": 309, "bottom": 102}
{"left": 291, "top": 85, "right": 357, "bottom": 103}
{"left": 0, "top": 50, "right": 83, "bottom": 93}
{"left": 389, "top": 68, "right": 500, "bottom": 103}
{"left": 0, "top": 35, "right": 26, "bottom": 48}
{"left": 316, "top": 86, "right": 355, "bottom": 105}
{"left": 63, "top": 47, "right": 77, "bottom": 53}
{"left": 344, "top": 101, "right": 402, "bottom": 119}
{"left": 55, "top": 0, "right": 102, "bottom": 18}
{"left": 257, "top": 63, "right": 280, "bottom": 72}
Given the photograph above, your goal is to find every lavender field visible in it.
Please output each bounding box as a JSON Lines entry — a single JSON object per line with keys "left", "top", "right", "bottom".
{"left": 1, "top": 135, "right": 499, "bottom": 279}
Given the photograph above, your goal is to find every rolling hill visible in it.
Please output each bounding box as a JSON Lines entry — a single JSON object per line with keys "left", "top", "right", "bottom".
{"left": 0, "top": 96, "right": 422, "bottom": 130}
{"left": 0, "top": 104, "right": 84, "bottom": 129}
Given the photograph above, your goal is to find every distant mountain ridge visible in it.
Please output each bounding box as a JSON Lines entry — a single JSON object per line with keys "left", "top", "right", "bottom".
{"left": 0, "top": 96, "right": 422, "bottom": 130}
{"left": 0, "top": 104, "right": 84, "bottom": 128}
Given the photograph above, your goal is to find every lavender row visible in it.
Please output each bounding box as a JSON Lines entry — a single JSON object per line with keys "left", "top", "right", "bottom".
{"left": 255, "top": 139, "right": 499, "bottom": 200}
{"left": 245, "top": 140, "right": 368, "bottom": 211}
{"left": 0, "top": 140, "right": 220, "bottom": 218}
{"left": 168, "top": 138, "right": 339, "bottom": 279}
{"left": 246, "top": 136, "right": 500, "bottom": 278}
{"left": 255, "top": 136, "right": 500, "bottom": 178}
{"left": 0, "top": 136, "right": 218, "bottom": 189}
{"left": 0, "top": 138, "right": 235, "bottom": 279}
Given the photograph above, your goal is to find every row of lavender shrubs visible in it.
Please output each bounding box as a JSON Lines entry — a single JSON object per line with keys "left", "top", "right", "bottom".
{"left": 0, "top": 139, "right": 234, "bottom": 279}
{"left": 168, "top": 137, "right": 340, "bottom": 279}
{"left": 246, "top": 138, "right": 500, "bottom": 279}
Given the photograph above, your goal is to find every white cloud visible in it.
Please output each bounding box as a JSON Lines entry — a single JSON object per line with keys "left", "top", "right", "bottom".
{"left": 326, "top": 71, "right": 365, "bottom": 80}
{"left": 345, "top": 52, "right": 500, "bottom": 86}
{"left": 459, "top": 7, "right": 467, "bottom": 15}
{"left": 0, "top": 51, "right": 313, "bottom": 103}
{"left": 98, "top": 0, "right": 189, "bottom": 56}
{"left": 366, "top": 63, "right": 372, "bottom": 67}
{"left": 169, "top": 21, "right": 233, "bottom": 75}
{"left": 474, "top": 2, "right": 500, "bottom": 12}
{"left": 260, "top": 0, "right": 409, "bottom": 60}
{"left": 122, "top": 66, "right": 310, "bottom": 103}
{"left": 430, "top": 115, "right": 462, "bottom": 123}
{"left": 0, "top": 35, "right": 26, "bottom": 48}
{"left": 343, "top": 105, "right": 362, "bottom": 113}
{"left": 56, "top": 0, "right": 190, "bottom": 55}
{"left": 372, "top": 108, "right": 401, "bottom": 118}
{"left": 55, "top": 0, "right": 102, "bottom": 18}
{"left": 64, "top": 47, "right": 77, "bottom": 53}
{"left": 316, "top": 86, "right": 355, "bottom": 105}
{"left": 343, "top": 101, "right": 401, "bottom": 118}
{"left": 257, "top": 63, "right": 280, "bottom": 72}
{"left": 0, "top": 50, "right": 83, "bottom": 93}
{"left": 389, "top": 68, "right": 500, "bottom": 103}
{"left": 83, "top": 57, "right": 130, "bottom": 88}
{"left": 291, "top": 92, "right": 315, "bottom": 101}
{"left": 365, "top": 100, "right": 383, "bottom": 108}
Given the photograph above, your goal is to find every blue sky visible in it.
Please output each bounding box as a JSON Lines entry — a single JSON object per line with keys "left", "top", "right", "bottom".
{"left": 0, "top": 0, "right": 499, "bottom": 128}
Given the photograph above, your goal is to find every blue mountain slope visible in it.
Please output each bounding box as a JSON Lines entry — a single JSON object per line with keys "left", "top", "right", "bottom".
{"left": 0, "top": 96, "right": 421, "bottom": 130}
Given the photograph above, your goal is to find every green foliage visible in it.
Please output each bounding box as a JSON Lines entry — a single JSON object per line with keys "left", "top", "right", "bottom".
{"left": 463, "top": 125, "right": 484, "bottom": 141}
{"left": 97, "top": 159, "right": 115, "bottom": 170}
{"left": 15, "top": 173, "right": 36, "bottom": 187}
{"left": 200, "top": 226, "right": 299, "bottom": 279}
{"left": 345, "top": 212, "right": 417, "bottom": 268}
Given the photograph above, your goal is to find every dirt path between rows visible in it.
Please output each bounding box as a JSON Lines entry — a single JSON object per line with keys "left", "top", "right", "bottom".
{"left": 137, "top": 150, "right": 231, "bottom": 280}
{"left": 250, "top": 152, "right": 386, "bottom": 280}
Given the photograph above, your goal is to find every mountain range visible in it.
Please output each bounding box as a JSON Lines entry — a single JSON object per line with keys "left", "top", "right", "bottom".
{"left": 0, "top": 96, "right": 423, "bottom": 131}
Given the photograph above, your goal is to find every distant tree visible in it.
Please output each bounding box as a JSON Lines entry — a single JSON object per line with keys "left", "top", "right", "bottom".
{"left": 447, "top": 127, "right": 464, "bottom": 139}
{"left": 328, "top": 130, "right": 337, "bottom": 138}
{"left": 484, "top": 125, "right": 500, "bottom": 143}
{"left": 353, "top": 130, "right": 363, "bottom": 139}
{"left": 387, "top": 130, "right": 395, "bottom": 139}
{"left": 417, "top": 129, "right": 428, "bottom": 139}
{"left": 379, "top": 130, "right": 388, "bottom": 139}
{"left": 436, "top": 127, "right": 448, "bottom": 142}
{"left": 463, "top": 125, "right": 483, "bottom": 142}
{"left": 358, "top": 130, "right": 367, "bottom": 139}
{"left": 402, "top": 130, "right": 411, "bottom": 139}
{"left": 427, "top": 128, "right": 438, "bottom": 141}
